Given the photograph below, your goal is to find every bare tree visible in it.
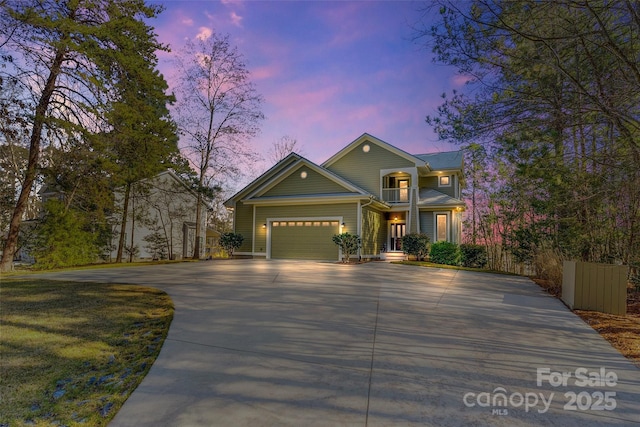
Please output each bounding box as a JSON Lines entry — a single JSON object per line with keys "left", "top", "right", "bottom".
{"left": 172, "top": 32, "right": 264, "bottom": 259}
{"left": 267, "top": 135, "right": 303, "bottom": 163}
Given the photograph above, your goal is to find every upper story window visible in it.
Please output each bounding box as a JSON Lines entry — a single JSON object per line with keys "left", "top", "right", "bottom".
{"left": 382, "top": 174, "right": 410, "bottom": 203}
{"left": 439, "top": 175, "right": 451, "bottom": 187}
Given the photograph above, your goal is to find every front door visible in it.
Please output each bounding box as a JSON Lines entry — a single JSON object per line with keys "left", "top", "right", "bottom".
{"left": 390, "top": 223, "right": 406, "bottom": 251}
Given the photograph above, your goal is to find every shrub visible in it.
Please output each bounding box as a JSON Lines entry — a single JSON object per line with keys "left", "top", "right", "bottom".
{"left": 401, "top": 233, "right": 431, "bottom": 261}
{"left": 31, "top": 200, "right": 99, "bottom": 269}
{"left": 143, "top": 231, "right": 168, "bottom": 260}
{"left": 460, "top": 244, "right": 488, "bottom": 268}
{"left": 430, "top": 241, "right": 461, "bottom": 266}
{"left": 630, "top": 263, "right": 640, "bottom": 293}
{"left": 532, "top": 242, "right": 563, "bottom": 290}
{"left": 332, "top": 232, "right": 361, "bottom": 263}
{"left": 219, "top": 232, "right": 244, "bottom": 258}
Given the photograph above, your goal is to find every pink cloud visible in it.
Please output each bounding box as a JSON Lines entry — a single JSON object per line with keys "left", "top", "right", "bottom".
{"left": 268, "top": 81, "right": 340, "bottom": 117}
{"left": 346, "top": 105, "right": 379, "bottom": 122}
{"left": 195, "top": 26, "right": 212, "bottom": 40}
{"left": 317, "top": 2, "right": 376, "bottom": 47}
{"left": 251, "top": 63, "right": 282, "bottom": 81}
{"left": 451, "top": 73, "right": 473, "bottom": 87}
{"left": 230, "top": 11, "right": 243, "bottom": 27}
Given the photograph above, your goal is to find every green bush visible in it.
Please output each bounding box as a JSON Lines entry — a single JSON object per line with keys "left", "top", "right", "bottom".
{"left": 143, "top": 231, "right": 168, "bottom": 260}
{"left": 430, "top": 241, "right": 461, "bottom": 266}
{"left": 332, "top": 232, "right": 361, "bottom": 263}
{"left": 219, "top": 232, "right": 244, "bottom": 258}
{"left": 459, "top": 244, "right": 488, "bottom": 268}
{"left": 401, "top": 233, "right": 431, "bottom": 261}
{"left": 31, "top": 200, "right": 99, "bottom": 269}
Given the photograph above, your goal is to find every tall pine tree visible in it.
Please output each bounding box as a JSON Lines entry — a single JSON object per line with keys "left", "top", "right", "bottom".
{"left": 0, "top": 0, "right": 177, "bottom": 271}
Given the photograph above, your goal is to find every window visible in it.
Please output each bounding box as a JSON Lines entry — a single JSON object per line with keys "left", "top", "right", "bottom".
{"left": 398, "top": 180, "right": 409, "bottom": 202}
{"left": 383, "top": 174, "right": 411, "bottom": 203}
{"left": 439, "top": 175, "right": 451, "bottom": 187}
{"left": 436, "top": 213, "right": 448, "bottom": 241}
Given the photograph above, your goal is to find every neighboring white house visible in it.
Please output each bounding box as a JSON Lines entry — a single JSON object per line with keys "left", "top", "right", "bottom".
{"left": 110, "top": 170, "right": 206, "bottom": 261}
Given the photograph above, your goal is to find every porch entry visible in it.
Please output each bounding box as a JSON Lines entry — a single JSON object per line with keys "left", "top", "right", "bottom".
{"left": 390, "top": 222, "right": 406, "bottom": 251}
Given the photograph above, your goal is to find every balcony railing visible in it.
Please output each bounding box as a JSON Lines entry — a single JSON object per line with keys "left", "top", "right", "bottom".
{"left": 382, "top": 188, "right": 409, "bottom": 203}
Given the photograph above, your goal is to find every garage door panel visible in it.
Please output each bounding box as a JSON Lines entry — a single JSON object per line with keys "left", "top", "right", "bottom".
{"left": 271, "top": 220, "right": 339, "bottom": 260}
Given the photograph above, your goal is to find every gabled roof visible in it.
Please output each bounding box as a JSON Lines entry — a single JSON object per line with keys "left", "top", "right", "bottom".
{"left": 223, "top": 153, "right": 303, "bottom": 207}
{"left": 322, "top": 133, "right": 427, "bottom": 168}
{"left": 224, "top": 152, "right": 379, "bottom": 207}
{"left": 418, "top": 189, "right": 465, "bottom": 207}
{"left": 225, "top": 133, "right": 464, "bottom": 209}
{"left": 414, "top": 151, "right": 463, "bottom": 171}
{"left": 246, "top": 155, "right": 371, "bottom": 199}
{"left": 153, "top": 170, "right": 199, "bottom": 197}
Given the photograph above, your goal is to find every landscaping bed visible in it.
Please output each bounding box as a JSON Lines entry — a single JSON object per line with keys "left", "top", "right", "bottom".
{"left": 574, "top": 293, "right": 640, "bottom": 368}
{"left": 0, "top": 279, "right": 173, "bottom": 426}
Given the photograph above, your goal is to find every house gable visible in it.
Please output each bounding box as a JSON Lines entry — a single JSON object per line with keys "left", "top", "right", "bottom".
{"left": 322, "top": 133, "right": 424, "bottom": 196}
{"left": 260, "top": 164, "right": 358, "bottom": 197}
{"left": 224, "top": 153, "right": 303, "bottom": 207}
{"left": 245, "top": 157, "right": 370, "bottom": 203}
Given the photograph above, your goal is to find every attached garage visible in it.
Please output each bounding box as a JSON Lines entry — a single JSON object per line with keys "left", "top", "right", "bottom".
{"left": 269, "top": 219, "right": 340, "bottom": 260}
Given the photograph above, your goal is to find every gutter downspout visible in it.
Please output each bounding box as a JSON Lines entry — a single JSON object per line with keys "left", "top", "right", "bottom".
{"left": 359, "top": 196, "right": 374, "bottom": 260}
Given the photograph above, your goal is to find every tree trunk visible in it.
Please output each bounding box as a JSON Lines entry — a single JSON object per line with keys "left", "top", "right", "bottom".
{"left": 129, "top": 193, "right": 136, "bottom": 263}
{"left": 0, "top": 49, "right": 66, "bottom": 272}
{"left": 116, "top": 183, "right": 131, "bottom": 263}
{"left": 192, "top": 191, "right": 202, "bottom": 259}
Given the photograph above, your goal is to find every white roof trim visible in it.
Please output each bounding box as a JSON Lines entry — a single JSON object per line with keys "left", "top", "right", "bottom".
{"left": 224, "top": 153, "right": 302, "bottom": 207}
{"left": 322, "top": 133, "right": 428, "bottom": 169}
{"left": 245, "top": 157, "right": 370, "bottom": 200}
{"left": 243, "top": 194, "right": 370, "bottom": 206}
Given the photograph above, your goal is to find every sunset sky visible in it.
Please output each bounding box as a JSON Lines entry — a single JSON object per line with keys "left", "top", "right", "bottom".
{"left": 150, "top": 0, "right": 464, "bottom": 168}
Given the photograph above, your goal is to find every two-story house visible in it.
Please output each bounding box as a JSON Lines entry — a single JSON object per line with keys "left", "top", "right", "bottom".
{"left": 224, "top": 133, "right": 465, "bottom": 261}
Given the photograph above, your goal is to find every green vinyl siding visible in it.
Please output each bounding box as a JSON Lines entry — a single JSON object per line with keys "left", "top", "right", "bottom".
{"left": 420, "top": 211, "right": 435, "bottom": 243}
{"left": 262, "top": 165, "right": 352, "bottom": 197}
{"left": 234, "top": 201, "right": 253, "bottom": 252}
{"left": 361, "top": 207, "right": 386, "bottom": 256}
{"left": 326, "top": 141, "right": 414, "bottom": 197}
{"left": 419, "top": 176, "right": 456, "bottom": 198}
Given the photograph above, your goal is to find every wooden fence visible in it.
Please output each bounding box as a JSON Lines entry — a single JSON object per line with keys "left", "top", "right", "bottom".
{"left": 562, "top": 261, "right": 628, "bottom": 315}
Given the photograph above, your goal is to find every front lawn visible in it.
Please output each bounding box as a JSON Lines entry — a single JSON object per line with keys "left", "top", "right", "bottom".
{"left": 0, "top": 279, "right": 173, "bottom": 426}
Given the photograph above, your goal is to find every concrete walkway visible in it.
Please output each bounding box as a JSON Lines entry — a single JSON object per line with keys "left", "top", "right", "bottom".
{"left": 35, "top": 260, "right": 639, "bottom": 426}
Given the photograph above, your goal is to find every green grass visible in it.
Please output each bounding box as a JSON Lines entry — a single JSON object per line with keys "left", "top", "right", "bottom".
{"left": 4, "top": 258, "right": 199, "bottom": 276}
{"left": 0, "top": 279, "right": 174, "bottom": 427}
{"left": 392, "top": 260, "right": 520, "bottom": 275}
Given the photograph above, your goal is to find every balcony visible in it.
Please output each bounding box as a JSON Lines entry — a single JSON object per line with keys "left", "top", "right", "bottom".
{"left": 382, "top": 187, "right": 409, "bottom": 204}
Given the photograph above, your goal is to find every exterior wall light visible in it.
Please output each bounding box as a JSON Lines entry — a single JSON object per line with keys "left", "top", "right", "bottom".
{"left": 262, "top": 223, "right": 267, "bottom": 229}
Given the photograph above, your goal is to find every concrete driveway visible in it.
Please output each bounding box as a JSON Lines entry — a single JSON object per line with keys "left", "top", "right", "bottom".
{"left": 35, "top": 260, "right": 639, "bottom": 426}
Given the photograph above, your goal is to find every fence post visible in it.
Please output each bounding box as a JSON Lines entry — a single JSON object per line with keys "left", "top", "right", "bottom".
{"left": 562, "top": 260, "right": 576, "bottom": 309}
